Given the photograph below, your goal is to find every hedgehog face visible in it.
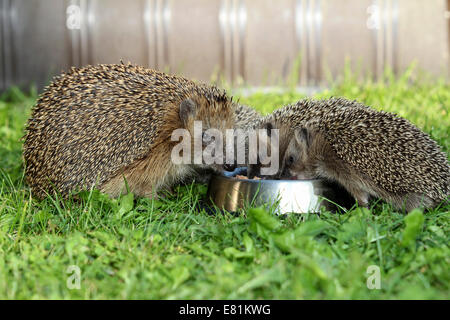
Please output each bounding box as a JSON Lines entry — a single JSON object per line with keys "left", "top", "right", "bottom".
{"left": 249, "top": 120, "right": 323, "bottom": 180}
{"left": 178, "top": 96, "right": 235, "bottom": 173}
{"left": 279, "top": 127, "right": 319, "bottom": 180}
{"left": 247, "top": 120, "right": 290, "bottom": 179}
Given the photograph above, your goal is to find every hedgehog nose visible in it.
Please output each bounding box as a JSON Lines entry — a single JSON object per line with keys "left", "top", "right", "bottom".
{"left": 277, "top": 167, "right": 289, "bottom": 179}
{"left": 247, "top": 165, "right": 259, "bottom": 179}
{"left": 224, "top": 163, "right": 236, "bottom": 172}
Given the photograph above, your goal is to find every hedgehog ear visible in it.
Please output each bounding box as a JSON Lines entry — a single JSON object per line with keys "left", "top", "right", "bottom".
{"left": 294, "top": 127, "right": 313, "bottom": 148}
{"left": 262, "top": 122, "right": 273, "bottom": 137}
{"left": 179, "top": 98, "right": 196, "bottom": 125}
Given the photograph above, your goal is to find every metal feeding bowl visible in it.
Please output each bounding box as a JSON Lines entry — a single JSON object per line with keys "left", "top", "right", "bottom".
{"left": 207, "top": 168, "right": 354, "bottom": 214}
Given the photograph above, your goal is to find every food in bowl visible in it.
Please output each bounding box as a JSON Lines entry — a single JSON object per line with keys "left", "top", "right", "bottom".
{"left": 208, "top": 168, "right": 354, "bottom": 214}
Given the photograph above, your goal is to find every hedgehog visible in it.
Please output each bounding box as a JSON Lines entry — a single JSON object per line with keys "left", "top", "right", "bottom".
{"left": 253, "top": 98, "right": 450, "bottom": 211}
{"left": 23, "top": 63, "right": 237, "bottom": 199}
{"left": 248, "top": 97, "right": 369, "bottom": 178}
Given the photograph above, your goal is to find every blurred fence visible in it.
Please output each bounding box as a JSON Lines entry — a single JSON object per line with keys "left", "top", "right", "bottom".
{"left": 0, "top": 0, "right": 449, "bottom": 92}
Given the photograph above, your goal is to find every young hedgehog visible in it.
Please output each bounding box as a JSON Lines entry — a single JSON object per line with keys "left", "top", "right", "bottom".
{"left": 248, "top": 97, "right": 369, "bottom": 178}
{"left": 255, "top": 98, "right": 450, "bottom": 211}
{"left": 23, "top": 63, "right": 237, "bottom": 199}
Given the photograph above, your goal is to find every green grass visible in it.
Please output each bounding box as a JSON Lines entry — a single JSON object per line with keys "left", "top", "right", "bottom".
{"left": 0, "top": 69, "right": 448, "bottom": 299}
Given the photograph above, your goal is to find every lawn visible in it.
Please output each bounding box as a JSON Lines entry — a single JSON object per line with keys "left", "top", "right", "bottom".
{"left": 0, "top": 68, "right": 448, "bottom": 299}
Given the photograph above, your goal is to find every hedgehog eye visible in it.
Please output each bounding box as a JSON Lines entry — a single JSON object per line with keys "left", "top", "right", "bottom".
{"left": 202, "top": 131, "right": 212, "bottom": 145}
{"left": 286, "top": 155, "right": 295, "bottom": 166}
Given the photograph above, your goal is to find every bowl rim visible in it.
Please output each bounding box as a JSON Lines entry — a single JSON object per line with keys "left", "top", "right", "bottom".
{"left": 211, "top": 174, "right": 323, "bottom": 184}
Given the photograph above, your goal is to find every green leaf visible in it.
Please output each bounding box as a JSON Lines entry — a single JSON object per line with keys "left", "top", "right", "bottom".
{"left": 236, "top": 268, "right": 284, "bottom": 294}
{"left": 248, "top": 206, "right": 282, "bottom": 232}
{"left": 401, "top": 209, "right": 425, "bottom": 247}
{"left": 337, "top": 217, "right": 367, "bottom": 243}
{"left": 171, "top": 267, "right": 190, "bottom": 289}
{"left": 224, "top": 247, "right": 253, "bottom": 259}
{"left": 243, "top": 232, "right": 254, "bottom": 252}
{"left": 117, "top": 193, "right": 134, "bottom": 216}
{"left": 295, "top": 220, "right": 329, "bottom": 237}
{"left": 271, "top": 230, "right": 296, "bottom": 253}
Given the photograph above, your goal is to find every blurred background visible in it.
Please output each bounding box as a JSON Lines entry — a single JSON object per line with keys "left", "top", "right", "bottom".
{"left": 0, "top": 0, "right": 449, "bottom": 93}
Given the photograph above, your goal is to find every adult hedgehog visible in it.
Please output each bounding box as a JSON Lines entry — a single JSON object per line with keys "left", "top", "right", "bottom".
{"left": 23, "top": 63, "right": 236, "bottom": 199}
{"left": 256, "top": 98, "right": 449, "bottom": 211}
